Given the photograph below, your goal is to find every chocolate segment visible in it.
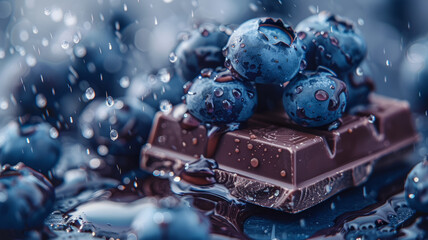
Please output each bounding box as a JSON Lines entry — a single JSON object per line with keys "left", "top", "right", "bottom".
{"left": 141, "top": 94, "right": 419, "bottom": 213}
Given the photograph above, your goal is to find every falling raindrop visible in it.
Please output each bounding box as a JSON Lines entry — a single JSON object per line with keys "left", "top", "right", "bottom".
{"left": 169, "top": 52, "right": 177, "bottom": 63}
{"left": 61, "top": 41, "right": 70, "bottom": 50}
{"left": 120, "top": 76, "right": 130, "bottom": 88}
{"left": 154, "top": 17, "right": 158, "bottom": 25}
{"left": 85, "top": 87, "right": 95, "bottom": 100}
{"left": 158, "top": 68, "right": 171, "bottom": 83}
{"left": 108, "top": 42, "right": 112, "bottom": 50}
{"left": 385, "top": 60, "right": 391, "bottom": 67}
{"left": 25, "top": 55, "right": 37, "bottom": 67}
{"left": 0, "top": 99, "right": 8, "bottom": 110}
{"left": 97, "top": 145, "right": 109, "bottom": 156}
{"left": 74, "top": 46, "right": 86, "bottom": 58}
{"left": 123, "top": 3, "right": 128, "bottom": 11}
{"left": 0, "top": 49, "right": 5, "bottom": 59}
{"left": 106, "top": 96, "right": 114, "bottom": 107}
{"left": 368, "top": 114, "right": 376, "bottom": 123}
{"left": 159, "top": 100, "right": 172, "bottom": 114}
{"left": 110, "top": 129, "right": 119, "bottom": 141}
{"left": 49, "top": 128, "right": 59, "bottom": 139}
{"left": 81, "top": 126, "right": 94, "bottom": 139}
{"left": 356, "top": 67, "right": 363, "bottom": 76}
{"left": 35, "top": 94, "right": 47, "bottom": 108}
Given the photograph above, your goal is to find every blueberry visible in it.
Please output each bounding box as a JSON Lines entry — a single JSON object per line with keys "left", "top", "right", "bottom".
{"left": 131, "top": 197, "right": 210, "bottom": 240}
{"left": 341, "top": 63, "right": 375, "bottom": 111}
{"left": 283, "top": 70, "right": 348, "bottom": 127}
{"left": 12, "top": 61, "right": 82, "bottom": 130}
{"left": 405, "top": 160, "right": 428, "bottom": 213}
{"left": 0, "top": 163, "right": 55, "bottom": 230}
{"left": 173, "top": 23, "right": 231, "bottom": 82}
{"left": 71, "top": 28, "right": 127, "bottom": 98}
{"left": 0, "top": 121, "right": 61, "bottom": 175}
{"left": 296, "top": 12, "right": 367, "bottom": 75}
{"left": 185, "top": 69, "right": 257, "bottom": 124}
{"left": 79, "top": 97, "right": 155, "bottom": 164}
{"left": 223, "top": 17, "right": 303, "bottom": 84}
{"left": 126, "top": 68, "right": 185, "bottom": 110}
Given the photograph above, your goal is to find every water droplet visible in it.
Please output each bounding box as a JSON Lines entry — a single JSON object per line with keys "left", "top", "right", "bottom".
{"left": 160, "top": 100, "right": 172, "bottom": 114}
{"left": 413, "top": 177, "right": 419, "bottom": 183}
{"left": 81, "top": 126, "right": 94, "bottom": 139}
{"left": 85, "top": 87, "right": 95, "bottom": 100}
{"left": 249, "top": 3, "right": 258, "bottom": 12}
{"left": 89, "top": 158, "right": 101, "bottom": 169}
{"left": 408, "top": 193, "right": 415, "bottom": 199}
{"left": 110, "top": 129, "right": 118, "bottom": 141}
{"left": 222, "top": 99, "right": 232, "bottom": 110}
{"left": 154, "top": 17, "right": 158, "bottom": 25}
{"left": 123, "top": 3, "right": 128, "bottom": 11}
{"left": 169, "top": 52, "right": 177, "bottom": 63}
{"left": 0, "top": 49, "right": 5, "bottom": 59}
{"left": 157, "top": 68, "right": 171, "bottom": 83}
{"left": 357, "top": 18, "right": 364, "bottom": 26}
{"left": 315, "top": 90, "right": 329, "bottom": 101}
{"left": 49, "top": 127, "right": 59, "bottom": 139}
{"left": 214, "top": 88, "right": 224, "bottom": 97}
{"left": 26, "top": 138, "right": 30, "bottom": 144}
{"left": 41, "top": 38, "right": 49, "bottom": 47}
{"left": 25, "top": 55, "right": 37, "bottom": 67}
{"left": 108, "top": 43, "right": 112, "bottom": 50}
{"left": 368, "top": 114, "right": 376, "bottom": 123}
{"left": 43, "top": 8, "right": 51, "bottom": 16}
{"left": 35, "top": 94, "right": 47, "bottom": 108}
{"left": 356, "top": 67, "right": 363, "bottom": 76}
{"left": 61, "top": 41, "right": 70, "bottom": 50}
{"left": 0, "top": 99, "right": 8, "bottom": 110}
{"left": 97, "top": 145, "right": 109, "bottom": 156}
{"left": 32, "top": 26, "right": 38, "bottom": 34}
{"left": 250, "top": 158, "right": 259, "bottom": 168}
{"left": 385, "top": 60, "right": 391, "bottom": 67}
{"left": 119, "top": 76, "right": 130, "bottom": 88}
{"left": 106, "top": 96, "right": 114, "bottom": 107}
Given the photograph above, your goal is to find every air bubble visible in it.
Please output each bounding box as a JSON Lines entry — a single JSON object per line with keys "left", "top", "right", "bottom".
{"left": 85, "top": 87, "right": 95, "bottom": 100}
{"left": 110, "top": 129, "right": 119, "bottom": 141}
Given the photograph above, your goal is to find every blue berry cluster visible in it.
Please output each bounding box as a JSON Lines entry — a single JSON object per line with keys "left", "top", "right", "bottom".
{"left": 185, "top": 14, "right": 372, "bottom": 127}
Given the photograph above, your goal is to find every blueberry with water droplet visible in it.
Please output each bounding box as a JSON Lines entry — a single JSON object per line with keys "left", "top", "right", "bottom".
{"left": 405, "top": 159, "right": 428, "bottom": 213}
{"left": 173, "top": 23, "right": 231, "bottom": 82}
{"left": 223, "top": 17, "right": 303, "bottom": 84}
{"left": 131, "top": 197, "right": 210, "bottom": 240}
{"left": 0, "top": 163, "right": 55, "bottom": 231}
{"left": 296, "top": 11, "right": 367, "bottom": 75}
{"left": 185, "top": 69, "right": 257, "bottom": 124}
{"left": 0, "top": 121, "right": 61, "bottom": 175}
{"left": 126, "top": 68, "right": 185, "bottom": 110}
{"left": 79, "top": 97, "right": 155, "bottom": 171}
{"left": 283, "top": 70, "right": 348, "bottom": 127}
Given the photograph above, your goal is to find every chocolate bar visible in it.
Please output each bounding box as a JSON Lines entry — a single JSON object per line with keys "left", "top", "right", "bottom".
{"left": 140, "top": 94, "right": 419, "bottom": 213}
